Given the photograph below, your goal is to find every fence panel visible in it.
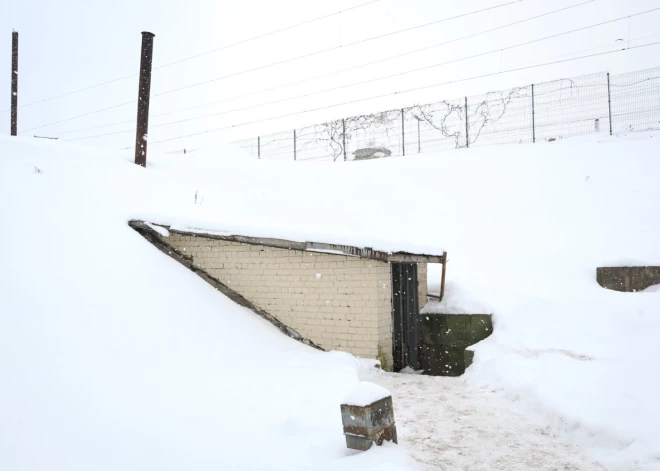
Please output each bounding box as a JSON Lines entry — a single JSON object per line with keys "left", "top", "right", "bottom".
{"left": 610, "top": 66, "right": 660, "bottom": 134}
{"left": 533, "top": 72, "right": 609, "bottom": 141}
{"left": 231, "top": 66, "right": 660, "bottom": 162}
{"left": 466, "top": 86, "right": 533, "bottom": 148}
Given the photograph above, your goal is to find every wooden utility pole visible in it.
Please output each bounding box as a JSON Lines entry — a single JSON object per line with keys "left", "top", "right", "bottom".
{"left": 134, "top": 31, "right": 155, "bottom": 167}
{"left": 10, "top": 31, "right": 18, "bottom": 136}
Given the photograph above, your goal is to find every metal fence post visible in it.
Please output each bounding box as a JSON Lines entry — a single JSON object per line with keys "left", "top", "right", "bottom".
{"left": 464, "top": 97, "right": 469, "bottom": 148}
{"left": 134, "top": 31, "right": 155, "bottom": 167}
{"left": 257, "top": 136, "right": 261, "bottom": 159}
{"left": 531, "top": 84, "right": 536, "bottom": 143}
{"left": 401, "top": 109, "right": 405, "bottom": 156}
{"left": 607, "top": 72, "right": 613, "bottom": 136}
{"left": 293, "top": 129, "right": 297, "bottom": 160}
{"left": 10, "top": 31, "right": 18, "bottom": 136}
{"left": 342, "top": 119, "right": 347, "bottom": 161}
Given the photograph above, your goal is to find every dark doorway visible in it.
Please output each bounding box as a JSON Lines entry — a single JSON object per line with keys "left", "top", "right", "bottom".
{"left": 391, "top": 263, "right": 420, "bottom": 371}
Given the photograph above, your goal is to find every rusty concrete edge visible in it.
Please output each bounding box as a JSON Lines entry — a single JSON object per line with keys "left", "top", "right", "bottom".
{"left": 136, "top": 222, "right": 446, "bottom": 264}
{"left": 128, "top": 220, "right": 324, "bottom": 351}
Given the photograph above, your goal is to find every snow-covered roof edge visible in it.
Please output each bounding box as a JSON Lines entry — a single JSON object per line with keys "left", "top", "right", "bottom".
{"left": 130, "top": 220, "right": 447, "bottom": 264}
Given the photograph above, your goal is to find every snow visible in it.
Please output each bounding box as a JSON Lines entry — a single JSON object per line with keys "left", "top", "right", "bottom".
{"left": 343, "top": 381, "right": 392, "bottom": 407}
{"left": 145, "top": 221, "right": 170, "bottom": 237}
{"left": 1, "top": 130, "right": 660, "bottom": 470}
{"left": 364, "top": 367, "right": 604, "bottom": 471}
{"left": 421, "top": 282, "right": 493, "bottom": 315}
{"left": 0, "top": 137, "right": 415, "bottom": 471}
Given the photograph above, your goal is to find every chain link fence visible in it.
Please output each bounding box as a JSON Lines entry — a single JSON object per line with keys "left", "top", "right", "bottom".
{"left": 232, "top": 66, "right": 660, "bottom": 161}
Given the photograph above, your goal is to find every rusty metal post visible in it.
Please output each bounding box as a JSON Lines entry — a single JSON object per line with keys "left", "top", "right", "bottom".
{"left": 10, "top": 31, "right": 18, "bottom": 136}
{"left": 439, "top": 252, "right": 447, "bottom": 302}
{"left": 342, "top": 119, "right": 347, "bottom": 161}
{"left": 464, "top": 97, "right": 469, "bottom": 148}
{"left": 134, "top": 31, "right": 155, "bottom": 167}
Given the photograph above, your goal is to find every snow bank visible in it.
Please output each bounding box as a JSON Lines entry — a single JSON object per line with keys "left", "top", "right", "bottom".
{"left": 2, "top": 130, "right": 660, "bottom": 470}
{"left": 0, "top": 137, "right": 416, "bottom": 471}
{"left": 343, "top": 382, "right": 392, "bottom": 407}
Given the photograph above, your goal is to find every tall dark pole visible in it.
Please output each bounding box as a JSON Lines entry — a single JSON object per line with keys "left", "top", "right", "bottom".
{"left": 10, "top": 31, "right": 18, "bottom": 136}
{"left": 134, "top": 31, "right": 155, "bottom": 167}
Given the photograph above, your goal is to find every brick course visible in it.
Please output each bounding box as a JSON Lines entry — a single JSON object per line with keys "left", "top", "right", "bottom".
{"left": 164, "top": 234, "right": 428, "bottom": 370}
{"left": 167, "top": 235, "right": 404, "bottom": 364}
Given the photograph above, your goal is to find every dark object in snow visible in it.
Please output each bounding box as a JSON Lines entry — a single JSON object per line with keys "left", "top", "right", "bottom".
{"left": 597, "top": 266, "right": 660, "bottom": 292}
{"left": 353, "top": 147, "right": 392, "bottom": 161}
{"left": 340, "top": 396, "right": 397, "bottom": 451}
{"left": 11, "top": 31, "right": 18, "bottom": 136}
{"left": 134, "top": 32, "right": 155, "bottom": 168}
{"left": 419, "top": 313, "right": 492, "bottom": 376}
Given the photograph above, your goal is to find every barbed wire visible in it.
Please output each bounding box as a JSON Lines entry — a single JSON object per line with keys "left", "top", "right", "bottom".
{"left": 147, "top": 41, "right": 660, "bottom": 146}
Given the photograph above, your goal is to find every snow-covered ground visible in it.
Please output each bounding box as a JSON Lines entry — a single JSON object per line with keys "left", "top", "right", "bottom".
{"left": 365, "top": 368, "right": 604, "bottom": 471}
{"left": 1, "top": 132, "right": 659, "bottom": 470}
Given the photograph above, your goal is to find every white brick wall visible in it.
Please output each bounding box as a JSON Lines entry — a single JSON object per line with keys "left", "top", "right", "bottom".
{"left": 166, "top": 234, "right": 395, "bottom": 366}
{"left": 418, "top": 263, "right": 428, "bottom": 303}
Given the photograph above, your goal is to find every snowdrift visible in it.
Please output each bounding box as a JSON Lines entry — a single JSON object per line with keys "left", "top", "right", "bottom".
{"left": 1, "top": 132, "right": 659, "bottom": 470}
{"left": 0, "top": 137, "right": 413, "bottom": 471}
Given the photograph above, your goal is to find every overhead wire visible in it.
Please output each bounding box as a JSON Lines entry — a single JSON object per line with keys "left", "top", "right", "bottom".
{"left": 18, "top": 0, "right": 524, "bottom": 132}
{"left": 65, "top": 8, "right": 659, "bottom": 141}
{"left": 153, "top": 0, "right": 383, "bottom": 70}
{"left": 51, "top": 0, "right": 596, "bottom": 137}
{"left": 124, "top": 8, "right": 660, "bottom": 132}
{"left": 140, "top": 42, "right": 660, "bottom": 145}
{"left": 1, "top": 0, "right": 382, "bottom": 112}
{"left": 149, "top": 0, "right": 525, "bottom": 98}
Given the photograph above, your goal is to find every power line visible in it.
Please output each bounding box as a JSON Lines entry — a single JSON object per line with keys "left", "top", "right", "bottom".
{"left": 52, "top": 0, "right": 592, "bottom": 137}
{"left": 142, "top": 41, "right": 660, "bottom": 145}
{"left": 0, "top": 0, "right": 382, "bottom": 113}
{"left": 153, "top": 0, "right": 383, "bottom": 70}
{"left": 146, "top": 0, "right": 594, "bottom": 119}
{"left": 141, "top": 9, "right": 660, "bottom": 130}
{"left": 63, "top": 7, "right": 656, "bottom": 140}
{"left": 19, "top": 100, "right": 135, "bottom": 134}
{"left": 5, "top": 74, "right": 137, "bottom": 112}
{"left": 149, "top": 0, "right": 525, "bottom": 98}
{"left": 17, "top": 0, "right": 524, "bottom": 133}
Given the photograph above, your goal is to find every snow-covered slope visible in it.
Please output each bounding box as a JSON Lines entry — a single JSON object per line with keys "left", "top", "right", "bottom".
{"left": 0, "top": 138, "right": 413, "bottom": 471}
{"left": 1, "top": 132, "right": 659, "bottom": 470}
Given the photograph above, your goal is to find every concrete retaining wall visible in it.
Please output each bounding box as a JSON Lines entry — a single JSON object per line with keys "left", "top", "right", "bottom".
{"left": 597, "top": 266, "right": 660, "bottom": 292}
{"left": 420, "top": 314, "right": 492, "bottom": 376}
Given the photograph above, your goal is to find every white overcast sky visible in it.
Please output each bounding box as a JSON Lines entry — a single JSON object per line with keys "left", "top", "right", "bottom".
{"left": 1, "top": 0, "right": 659, "bottom": 152}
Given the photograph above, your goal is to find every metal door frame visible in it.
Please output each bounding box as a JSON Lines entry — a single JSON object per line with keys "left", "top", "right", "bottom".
{"left": 391, "top": 262, "right": 420, "bottom": 371}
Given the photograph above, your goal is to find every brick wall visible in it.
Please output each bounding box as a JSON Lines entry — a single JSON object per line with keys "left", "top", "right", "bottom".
{"left": 418, "top": 263, "right": 428, "bottom": 304}
{"left": 166, "top": 234, "right": 395, "bottom": 366}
